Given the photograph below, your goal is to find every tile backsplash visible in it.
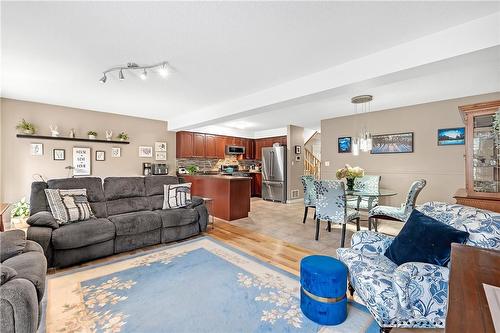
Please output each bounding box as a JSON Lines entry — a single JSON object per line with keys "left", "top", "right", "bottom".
{"left": 176, "top": 156, "right": 260, "bottom": 172}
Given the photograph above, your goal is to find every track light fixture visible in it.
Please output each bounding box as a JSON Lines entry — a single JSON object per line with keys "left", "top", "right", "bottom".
{"left": 98, "top": 61, "right": 170, "bottom": 83}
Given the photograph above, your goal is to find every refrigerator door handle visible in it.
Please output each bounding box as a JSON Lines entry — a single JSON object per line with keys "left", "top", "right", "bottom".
{"left": 270, "top": 150, "right": 274, "bottom": 178}
{"left": 263, "top": 180, "right": 282, "bottom": 186}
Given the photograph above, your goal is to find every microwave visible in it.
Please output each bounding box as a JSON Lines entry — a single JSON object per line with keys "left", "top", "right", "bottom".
{"left": 225, "top": 145, "right": 245, "bottom": 155}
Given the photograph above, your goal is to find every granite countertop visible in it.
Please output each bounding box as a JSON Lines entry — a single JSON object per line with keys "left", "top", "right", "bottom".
{"left": 182, "top": 174, "right": 251, "bottom": 180}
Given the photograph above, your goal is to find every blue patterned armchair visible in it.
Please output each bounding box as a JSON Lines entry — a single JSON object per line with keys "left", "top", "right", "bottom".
{"left": 337, "top": 202, "right": 500, "bottom": 332}
{"left": 346, "top": 175, "right": 381, "bottom": 210}
{"left": 313, "top": 180, "right": 360, "bottom": 247}
{"left": 368, "top": 179, "right": 426, "bottom": 231}
{"left": 300, "top": 175, "right": 316, "bottom": 224}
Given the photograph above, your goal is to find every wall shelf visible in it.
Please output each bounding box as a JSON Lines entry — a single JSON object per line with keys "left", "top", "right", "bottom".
{"left": 16, "top": 134, "right": 130, "bottom": 144}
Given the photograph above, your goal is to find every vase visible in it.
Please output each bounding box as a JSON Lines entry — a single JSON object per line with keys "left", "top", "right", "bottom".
{"left": 346, "top": 178, "right": 355, "bottom": 191}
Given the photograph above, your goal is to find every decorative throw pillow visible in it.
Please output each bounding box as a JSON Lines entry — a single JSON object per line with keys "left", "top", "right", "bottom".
{"left": 163, "top": 183, "right": 192, "bottom": 209}
{"left": 384, "top": 209, "right": 469, "bottom": 266}
{"left": 44, "top": 188, "right": 94, "bottom": 224}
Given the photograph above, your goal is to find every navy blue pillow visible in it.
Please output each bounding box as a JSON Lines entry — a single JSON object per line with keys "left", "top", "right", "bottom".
{"left": 384, "top": 209, "right": 469, "bottom": 266}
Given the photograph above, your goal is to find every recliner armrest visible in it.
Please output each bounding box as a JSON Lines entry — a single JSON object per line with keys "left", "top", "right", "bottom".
{"left": 393, "top": 262, "right": 449, "bottom": 313}
{"left": 187, "top": 196, "right": 204, "bottom": 209}
{"left": 350, "top": 230, "right": 394, "bottom": 256}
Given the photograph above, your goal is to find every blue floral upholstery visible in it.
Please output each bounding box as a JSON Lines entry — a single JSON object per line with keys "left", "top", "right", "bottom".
{"left": 300, "top": 175, "right": 316, "bottom": 207}
{"left": 314, "top": 180, "right": 359, "bottom": 224}
{"left": 369, "top": 179, "right": 427, "bottom": 222}
{"left": 346, "top": 175, "right": 381, "bottom": 210}
{"left": 338, "top": 202, "right": 500, "bottom": 329}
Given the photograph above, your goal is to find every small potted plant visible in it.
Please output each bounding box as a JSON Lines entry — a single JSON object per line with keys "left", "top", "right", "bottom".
{"left": 10, "top": 197, "right": 30, "bottom": 226}
{"left": 186, "top": 165, "right": 198, "bottom": 175}
{"left": 117, "top": 131, "right": 129, "bottom": 141}
{"left": 87, "top": 131, "right": 98, "bottom": 139}
{"left": 16, "top": 119, "right": 36, "bottom": 135}
{"left": 336, "top": 164, "right": 364, "bottom": 191}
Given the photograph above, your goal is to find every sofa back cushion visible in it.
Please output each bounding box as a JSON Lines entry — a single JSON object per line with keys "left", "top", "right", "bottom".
{"left": 417, "top": 202, "right": 500, "bottom": 250}
{"left": 47, "top": 177, "right": 107, "bottom": 218}
{"left": 104, "top": 177, "right": 150, "bottom": 216}
{"left": 30, "top": 181, "right": 50, "bottom": 215}
{"left": 144, "top": 176, "right": 179, "bottom": 210}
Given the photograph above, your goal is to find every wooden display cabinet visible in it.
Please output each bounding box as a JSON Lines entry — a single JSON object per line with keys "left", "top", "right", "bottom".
{"left": 454, "top": 100, "right": 500, "bottom": 212}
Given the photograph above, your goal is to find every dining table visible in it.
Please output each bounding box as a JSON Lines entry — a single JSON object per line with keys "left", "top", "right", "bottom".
{"left": 346, "top": 188, "right": 398, "bottom": 213}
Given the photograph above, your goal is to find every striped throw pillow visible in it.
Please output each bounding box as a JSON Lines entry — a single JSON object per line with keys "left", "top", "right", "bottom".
{"left": 44, "top": 188, "right": 94, "bottom": 224}
{"left": 163, "top": 183, "right": 192, "bottom": 209}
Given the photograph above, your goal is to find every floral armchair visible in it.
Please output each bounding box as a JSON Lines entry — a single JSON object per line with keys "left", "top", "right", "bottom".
{"left": 337, "top": 202, "right": 500, "bottom": 331}
{"left": 300, "top": 175, "right": 317, "bottom": 224}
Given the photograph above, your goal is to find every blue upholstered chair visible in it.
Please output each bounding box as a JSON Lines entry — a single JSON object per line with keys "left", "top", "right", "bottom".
{"left": 338, "top": 202, "right": 500, "bottom": 331}
{"left": 346, "top": 175, "right": 381, "bottom": 211}
{"left": 300, "top": 175, "right": 316, "bottom": 224}
{"left": 313, "top": 180, "right": 360, "bottom": 247}
{"left": 368, "top": 179, "right": 426, "bottom": 231}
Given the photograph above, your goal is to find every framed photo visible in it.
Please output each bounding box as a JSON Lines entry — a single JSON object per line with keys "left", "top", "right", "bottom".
{"left": 96, "top": 150, "right": 105, "bottom": 161}
{"left": 139, "top": 146, "right": 153, "bottom": 158}
{"left": 437, "top": 127, "right": 465, "bottom": 146}
{"left": 155, "top": 151, "right": 167, "bottom": 161}
{"left": 294, "top": 145, "right": 301, "bottom": 154}
{"left": 155, "top": 142, "right": 167, "bottom": 152}
{"left": 371, "top": 132, "right": 414, "bottom": 154}
{"left": 31, "top": 143, "right": 43, "bottom": 156}
{"left": 73, "top": 147, "right": 91, "bottom": 176}
{"left": 338, "top": 137, "right": 352, "bottom": 153}
{"left": 53, "top": 149, "right": 65, "bottom": 160}
{"left": 111, "top": 147, "right": 121, "bottom": 158}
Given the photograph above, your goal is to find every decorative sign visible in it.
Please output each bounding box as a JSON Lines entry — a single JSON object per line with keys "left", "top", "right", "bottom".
{"left": 73, "top": 147, "right": 91, "bottom": 176}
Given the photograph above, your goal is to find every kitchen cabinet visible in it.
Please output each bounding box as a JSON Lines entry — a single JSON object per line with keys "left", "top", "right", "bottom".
{"left": 205, "top": 134, "right": 217, "bottom": 158}
{"left": 193, "top": 133, "right": 206, "bottom": 157}
{"left": 215, "top": 135, "right": 226, "bottom": 159}
{"left": 176, "top": 131, "right": 194, "bottom": 158}
{"left": 251, "top": 173, "right": 262, "bottom": 197}
{"left": 244, "top": 139, "right": 254, "bottom": 160}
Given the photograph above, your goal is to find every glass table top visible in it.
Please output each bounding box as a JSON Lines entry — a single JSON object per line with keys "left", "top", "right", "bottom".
{"left": 346, "top": 188, "right": 398, "bottom": 197}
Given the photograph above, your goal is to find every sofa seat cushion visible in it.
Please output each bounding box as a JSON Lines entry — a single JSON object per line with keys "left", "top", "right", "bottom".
{"left": 2, "top": 251, "right": 47, "bottom": 301}
{"left": 155, "top": 208, "right": 199, "bottom": 228}
{"left": 51, "top": 218, "right": 115, "bottom": 250}
{"left": 108, "top": 211, "right": 161, "bottom": 236}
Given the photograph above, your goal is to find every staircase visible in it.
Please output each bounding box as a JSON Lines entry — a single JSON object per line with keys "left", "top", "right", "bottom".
{"left": 304, "top": 148, "right": 320, "bottom": 179}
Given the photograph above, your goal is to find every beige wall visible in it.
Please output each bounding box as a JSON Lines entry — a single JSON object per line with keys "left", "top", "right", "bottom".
{"left": 287, "top": 124, "right": 304, "bottom": 201}
{"left": 0, "top": 98, "right": 176, "bottom": 203}
{"left": 321, "top": 92, "right": 500, "bottom": 206}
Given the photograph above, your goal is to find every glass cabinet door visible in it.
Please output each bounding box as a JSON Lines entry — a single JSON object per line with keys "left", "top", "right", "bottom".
{"left": 472, "top": 112, "right": 499, "bottom": 193}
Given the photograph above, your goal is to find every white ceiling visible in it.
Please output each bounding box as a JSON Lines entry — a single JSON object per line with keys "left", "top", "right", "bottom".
{"left": 2, "top": 1, "right": 500, "bottom": 136}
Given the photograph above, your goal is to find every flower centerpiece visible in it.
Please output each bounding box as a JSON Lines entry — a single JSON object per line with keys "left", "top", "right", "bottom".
{"left": 336, "top": 164, "right": 364, "bottom": 191}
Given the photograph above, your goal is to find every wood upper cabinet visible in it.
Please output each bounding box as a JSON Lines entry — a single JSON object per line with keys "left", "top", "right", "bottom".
{"left": 205, "top": 134, "right": 217, "bottom": 158}
{"left": 193, "top": 133, "right": 206, "bottom": 157}
{"left": 215, "top": 136, "right": 226, "bottom": 159}
{"left": 176, "top": 131, "right": 194, "bottom": 158}
{"left": 244, "top": 139, "right": 254, "bottom": 160}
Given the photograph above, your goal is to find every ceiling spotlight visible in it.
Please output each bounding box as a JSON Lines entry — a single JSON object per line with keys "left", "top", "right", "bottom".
{"left": 140, "top": 69, "right": 147, "bottom": 80}
{"left": 119, "top": 69, "right": 125, "bottom": 80}
{"left": 158, "top": 63, "right": 169, "bottom": 77}
{"left": 99, "top": 74, "right": 107, "bottom": 83}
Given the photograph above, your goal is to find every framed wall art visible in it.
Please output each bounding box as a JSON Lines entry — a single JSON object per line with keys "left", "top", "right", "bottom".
{"left": 371, "top": 132, "right": 414, "bottom": 154}
{"left": 111, "top": 147, "right": 121, "bottom": 158}
{"left": 155, "top": 151, "right": 167, "bottom": 161}
{"left": 73, "top": 147, "right": 91, "bottom": 176}
{"left": 437, "top": 127, "right": 465, "bottom": 146}
{"left": 96, "top": 150, "right": 105, "bottom": 161}
{"left": 139, "top": 146, "right": 153, "bottom": 158}
{"left": 338, "top": 137, "right": 352, "bottom": 153}
{"left": 155, "top": 142, "right": 167, "bottom": 152}
{"left": 53, "top": 149, "right": 65, "bottom": 160}
{"left": 31, "top": 143, "right": 43, "bottom": 156}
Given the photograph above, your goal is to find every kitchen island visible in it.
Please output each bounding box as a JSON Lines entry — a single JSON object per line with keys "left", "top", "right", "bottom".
{"left": 181, "top": 175, "right": 251, "bottom": 221}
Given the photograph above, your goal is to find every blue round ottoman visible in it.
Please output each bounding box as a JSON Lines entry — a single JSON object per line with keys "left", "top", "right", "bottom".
{"left": 300, "top": 255, "right": 348, "bottom": 325}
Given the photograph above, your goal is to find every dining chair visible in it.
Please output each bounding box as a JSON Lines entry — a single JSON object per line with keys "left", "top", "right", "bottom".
{"left": 346, "top": 175, "right": 381, "bottom": 211}
{"left": 313, "top": 180, "right": 360, "bottom": 247}
{"left": 300, "top": 175, "right": 316, "bottom": 224}
{"left": 368, "top": 179, "right": 427, "bottom": 231}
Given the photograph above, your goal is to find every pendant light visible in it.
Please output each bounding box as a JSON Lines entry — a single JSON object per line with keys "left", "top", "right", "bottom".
{"left": 351, "top": 95, "right": 373, "bottom": 155}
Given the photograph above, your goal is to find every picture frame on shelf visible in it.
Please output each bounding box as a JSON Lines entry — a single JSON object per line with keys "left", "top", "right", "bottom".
{"left": 31, "top": 143, "right": 43, "bottom": 156}
{"left": 111, "top": 147, "right": 121, "bottom": 158}
{"left": 96, "top": 150, "right": 105, "bottom": 161}
{"left": 338, "top": 137, "right": 351, "bottom": 153}
{"left": 155, "top": 151, "right": 167, "bottom": 161}
{"left": 139, "top": 146, "right": 153, "bottom": 158}
{"left": 53, "top": 149, "right": 65, "bottom": 160}
{"left": 155, "top": 142, "right": 167, "bottom": 152}
{"left": 371, "top": 132, "right": 414, "bottom": 154}
{"left": 437, "top": 127, "right": 465, "bottom": 146}
{"left": 72, "top": 147, "right": 91, "bottom": 176}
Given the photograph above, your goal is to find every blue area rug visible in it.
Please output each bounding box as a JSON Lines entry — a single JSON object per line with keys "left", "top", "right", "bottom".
{"left": 46, "top": 237, "right": 379, "bottom": 332}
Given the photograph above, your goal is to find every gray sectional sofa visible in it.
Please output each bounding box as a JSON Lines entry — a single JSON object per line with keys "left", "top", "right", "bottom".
{"left": 0, "top": 230, "right": 47, "bottom": 333}
{"left": 27, "top": 175, "right": 208, "bottom": 268}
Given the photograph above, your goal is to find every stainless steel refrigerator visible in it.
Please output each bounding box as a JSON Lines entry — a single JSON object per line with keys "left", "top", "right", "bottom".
{"left": 262, "top": 146, "right": 287, "bottom": 203}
